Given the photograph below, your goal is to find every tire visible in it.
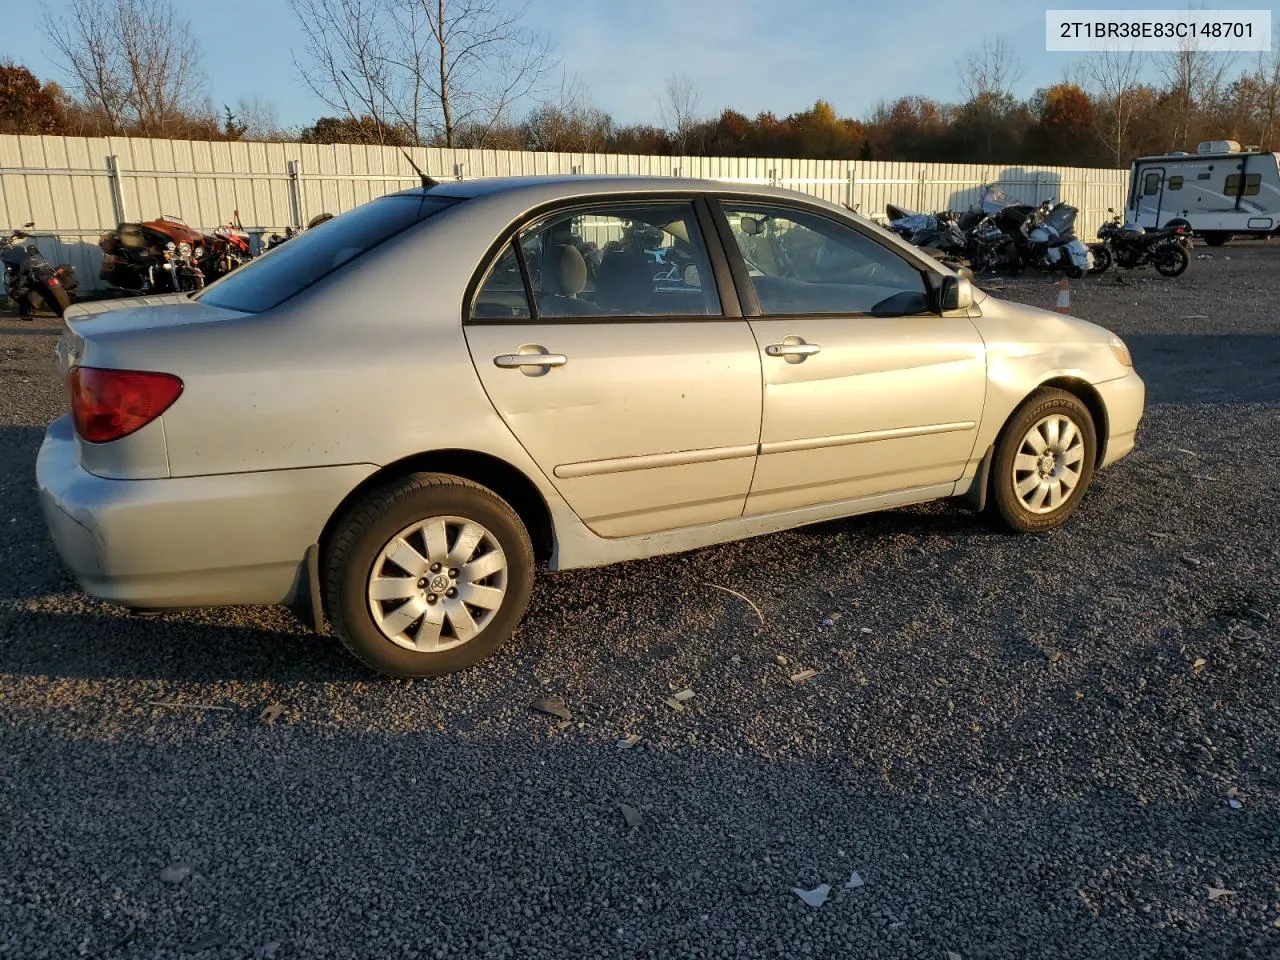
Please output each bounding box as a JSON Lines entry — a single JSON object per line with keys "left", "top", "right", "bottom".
{"left": 1088, "top": 244, "right": 1112, "bottom": 275}
{"left": 1065, "top": 264, "right": 1084, "bottom": 279}
{"left": 1153, "top": 243, "right": 1189, "bottom": 278}
{"left": 989, "top": 388, "right": 1097, "bottom": 533}
{"left": 38, "top": 283, "right": 72, "bottom": 317}
{"left": 1203, "top": 232, "right": 1230, "bottom": 247}
{"left": 323, "top": 473, "right": 535, "bottom": 677}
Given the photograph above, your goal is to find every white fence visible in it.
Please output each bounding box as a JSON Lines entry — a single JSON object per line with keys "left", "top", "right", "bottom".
{"left": 0, "top": 134, "right": 1130, "bottom": 292}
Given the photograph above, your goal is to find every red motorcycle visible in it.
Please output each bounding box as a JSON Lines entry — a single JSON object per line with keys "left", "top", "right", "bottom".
{"left": 99, "top": 213, "right": 249, "bottom": 293}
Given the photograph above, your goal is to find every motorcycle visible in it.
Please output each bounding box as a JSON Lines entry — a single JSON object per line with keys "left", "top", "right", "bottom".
{"left": 966, "top": 215, "right": 1022, "bottom": 274}
{"left": 261, "top": 212, "right": 334, "bottom": 253}
{"left": 2, "top": 222, "right": 78, "bottom": 318}
{"left": 1093, "top": 208, "right": 1190, "bottom": 278}
{"left": 99, "top": 214, "right": 247, "bottom": 293}
{"left": 1020, "top": 199, "right": 1094, "bottom": 277}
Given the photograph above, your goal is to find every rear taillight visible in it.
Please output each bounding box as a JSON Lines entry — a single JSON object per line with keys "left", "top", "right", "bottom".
{"left": 69, "top": 366, "right": 184, "bottom": 443}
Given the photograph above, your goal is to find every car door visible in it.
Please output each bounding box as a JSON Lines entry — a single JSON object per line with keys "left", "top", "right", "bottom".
{"left": 464, "top": 197, "right": 762, "bottom": 538}
{"left": 1136, "top": 167, "right": 1165, "bottom": 227}
{"left": 712, "top": 199, "right": 987, "bottom": 516}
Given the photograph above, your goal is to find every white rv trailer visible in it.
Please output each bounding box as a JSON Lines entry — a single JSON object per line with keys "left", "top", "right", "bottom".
{"left": 1127, "top": 140, "right": 1280, "bottom": 246}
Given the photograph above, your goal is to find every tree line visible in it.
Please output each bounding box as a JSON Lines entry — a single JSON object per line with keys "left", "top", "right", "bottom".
{"left": 3, "top": 0, "right": 1280, "bottom": 168}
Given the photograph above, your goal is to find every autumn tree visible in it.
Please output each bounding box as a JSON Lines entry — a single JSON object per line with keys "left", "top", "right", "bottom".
{"left": 0, "top": 61, "right": 69, "bottom": 135}
{"left": 1029, "top": 83, "right": 1098, "bottom": 163}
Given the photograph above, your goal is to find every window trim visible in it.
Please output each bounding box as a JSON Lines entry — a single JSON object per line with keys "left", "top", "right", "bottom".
{"left": 462, "top": 194, "right": 741, "bottom": 325}
{"left": 707, "top": 196, "right": 942, "bottom": 320}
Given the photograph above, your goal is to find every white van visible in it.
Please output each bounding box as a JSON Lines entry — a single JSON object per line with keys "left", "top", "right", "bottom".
{"left": 1128, "top": 140, "right": 1280, "bottom": 246}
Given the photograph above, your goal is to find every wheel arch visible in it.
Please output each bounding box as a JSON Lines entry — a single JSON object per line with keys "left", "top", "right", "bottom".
{"left": 989, "top": 377, "right": 1110, "bottom": 472}
{"left": 318, "top": 449, "right": 556, "bottom": 570}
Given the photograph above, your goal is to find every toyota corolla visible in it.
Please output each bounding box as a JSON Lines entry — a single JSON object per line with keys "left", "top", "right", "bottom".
{"left": 36, "top": 176, "right": 1144, "bottom": 676}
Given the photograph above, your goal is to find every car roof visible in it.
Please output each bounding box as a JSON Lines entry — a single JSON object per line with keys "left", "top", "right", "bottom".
{"left": 391, "top": 174, "right": 825, "bottom": 205}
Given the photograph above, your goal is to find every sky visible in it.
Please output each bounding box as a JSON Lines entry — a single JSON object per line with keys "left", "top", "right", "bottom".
{"left": 2, "top": 0, "right": 1266, "bottom": 129}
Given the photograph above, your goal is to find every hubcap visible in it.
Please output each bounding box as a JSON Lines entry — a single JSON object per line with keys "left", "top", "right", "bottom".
{"left": 366, "top": 516, "right": 508, "bottom": 652}
{"left": 1012, "top": 414, "right": 1086, "bottom": 514}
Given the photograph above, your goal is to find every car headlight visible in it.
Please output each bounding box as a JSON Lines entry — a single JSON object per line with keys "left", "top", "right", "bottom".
{"left": 1109, "top": 335, "right": 1133, "bottom": 367}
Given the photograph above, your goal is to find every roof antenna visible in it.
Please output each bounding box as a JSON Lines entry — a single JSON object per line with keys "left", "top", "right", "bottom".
{"left": 399, "top": 147, "right": 438, "bottom": 189}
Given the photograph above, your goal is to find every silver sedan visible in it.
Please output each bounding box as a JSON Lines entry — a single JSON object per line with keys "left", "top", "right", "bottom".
{"left": 37, "top": 176, "right": 1145, "bottom": 676}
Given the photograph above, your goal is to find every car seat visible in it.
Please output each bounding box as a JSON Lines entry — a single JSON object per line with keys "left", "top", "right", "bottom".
{"left": 538, "top": 244, "right": 594, "bottom": 316}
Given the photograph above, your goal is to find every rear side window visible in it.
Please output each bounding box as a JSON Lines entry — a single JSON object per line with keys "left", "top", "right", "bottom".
{"left": 196, "top": 195, "right": 459, "bottom": 313}
{"left": 1167, "top": 176, "right": 1183, "bottom": 191}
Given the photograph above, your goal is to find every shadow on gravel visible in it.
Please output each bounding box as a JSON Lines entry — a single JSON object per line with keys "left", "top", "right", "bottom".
{"left": 1126, "top": 333, "right": 1280, "bottom": 405}
{"left": 0, "top": 606, "right": 362, "bottom": 683}
{"left": 0, "top": 325, "right": 60, "bottom": 337}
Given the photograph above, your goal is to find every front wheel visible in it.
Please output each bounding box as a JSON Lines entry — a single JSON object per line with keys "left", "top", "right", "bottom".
{"left": 1153, "top": 243, "right": 1189, "bottom": 277}
{"left": 324, "top": 473, "right": 535, "bottom": 677}
{"left": 990, "top": 388, "right": 1097, "bottom": 533}
{"left": 1088, "top": 244, "right": 1112, "bottom": 274}
{"left": 38, "top": 283, "right": 72, "bottom": 317}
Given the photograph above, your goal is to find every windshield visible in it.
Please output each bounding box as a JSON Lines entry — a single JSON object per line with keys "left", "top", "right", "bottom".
{"left": 195, "top": 194, "right": 459, "bottom": 313}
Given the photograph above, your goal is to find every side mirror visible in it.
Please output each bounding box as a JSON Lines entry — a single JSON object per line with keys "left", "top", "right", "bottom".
{"left": 941, "top": 275, "right": 974, "bottom": 311}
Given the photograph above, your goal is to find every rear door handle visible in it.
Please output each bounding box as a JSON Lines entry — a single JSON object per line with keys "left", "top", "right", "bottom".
{"left": 494, "top": 353, "right": 568, "bottom": 368}
{"left": 764, "top": 339, "right": 821, "bottom": 363}
{"left": 493, "top": 346, "right": 568, "bottom": 376}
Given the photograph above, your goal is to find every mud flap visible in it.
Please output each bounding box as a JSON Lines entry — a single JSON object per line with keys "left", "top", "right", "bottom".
{"left": 963, "top": 445, "right": 995, "bottom": 513}
{"left": 288, "top": 543, "right": 327, "bottom": 635}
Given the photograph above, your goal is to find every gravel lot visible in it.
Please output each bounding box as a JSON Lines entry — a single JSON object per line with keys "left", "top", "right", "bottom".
{"left": 1, "top": 249, "right": 1278, "bottom": 959}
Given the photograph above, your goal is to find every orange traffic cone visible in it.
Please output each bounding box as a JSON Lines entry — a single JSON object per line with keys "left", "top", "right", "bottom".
{"left": 1054, "top": 277, "right": 1071, "bottom": 314}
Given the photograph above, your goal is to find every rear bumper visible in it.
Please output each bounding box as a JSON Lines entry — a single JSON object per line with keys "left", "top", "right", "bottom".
{"left": 36, "top": 415, "right": 375, "bottom": 609}
{"left": 1096, "top": 371, "right": 1146, "bottom": 467}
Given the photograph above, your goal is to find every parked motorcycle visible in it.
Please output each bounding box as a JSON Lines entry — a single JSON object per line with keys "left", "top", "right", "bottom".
{"left": 1019, "top": 199, "right": 1094, "bottom": 277}
{"left": 2, "top": 222, "right": 78, "bottom": 318}
{"left": 261, "top": 212, "right": 335, "bottom": 253}
{"left": 99, "top": 214, "right": 247, "bottom": 293}
{"left": 966, "top": 215, "right": 1022, "bottom": 274}
{"left": 1092, "top": 209, "right": 1190, "bottom": 278}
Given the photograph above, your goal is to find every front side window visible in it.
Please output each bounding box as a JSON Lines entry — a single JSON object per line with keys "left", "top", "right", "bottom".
{"left": 512, "top": 202, "right": 720, "bottom": 319}
{"left": 196, "top": 194, "right": 459, "bottom": 313}
{"left": 1143, "top": 172, "right": 1161, "bottom": 195}
{"left": 721, "top": 204, "right": 930, "bottom": 317}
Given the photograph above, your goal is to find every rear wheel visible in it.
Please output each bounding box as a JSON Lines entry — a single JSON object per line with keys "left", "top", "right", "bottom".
{"left": 990, "top": 388, "right": 1097, "bottom": 533}
{"left": 1153, "top": 243, "right": 1189, "bottom": 277}
{"left": 38, "top": 283, "right": 71, "bottom": 317}
{"left": 324, "top": 473, "right": 535, "bottom": 677}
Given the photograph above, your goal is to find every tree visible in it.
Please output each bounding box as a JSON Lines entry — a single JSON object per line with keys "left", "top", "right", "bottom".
{"left": 0, "top": 61, "right": 69, "bottom": 135}
{"left": 956, "top": 37, "right": 1025, "bottom": 159}
{"left": 44, "top": 0, "right": 207, "bottom": 136}
{"left": 1030, "top": 83, "right": 1098, "bottom": 164}
{"left": 522, "top": 75, "right": 613, "bottom": 152}
{"left": 289, "top": 0, "right": 554, "bottom": 147}
{"left": 1079, "top": 46, "right": 1144, "bottom": 164}
{"left": 1157, "top": 38, "right": 1234, "bottom": 150}
{"left": 658, "top": 72, "right": 702, "bottom": 154}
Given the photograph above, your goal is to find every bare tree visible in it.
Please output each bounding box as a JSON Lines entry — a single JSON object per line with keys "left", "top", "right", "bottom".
{"left": 958, "top": 36, "right": 1024, "bottom": 103}
{"left": 522, "top": 72, "right": 613, "bottom": 152}
{"left": 659, "top": 72, "right": 702, "bottom": 154}
{"left": 1080, "top": 46, "right": 1145, "bottom": 164}
{"left": 1157, "top": 39, "right": 1235, "bottom": 149}
{"left": 44, "top": 0, "right": 207, "bottom": 135}
{"left": 289, "top": 0, "right": 553, "bottom": 148}
{"left": 957, "top": 37, "right": 1025, "bottom": 157}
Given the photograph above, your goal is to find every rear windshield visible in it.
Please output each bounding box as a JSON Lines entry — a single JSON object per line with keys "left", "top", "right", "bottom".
{"left": 195, "top": 194, "right": 459, "bottom": 313}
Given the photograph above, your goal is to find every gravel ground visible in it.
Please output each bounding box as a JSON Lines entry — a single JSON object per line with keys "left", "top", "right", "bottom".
{"left": 1, "top": 248, "right": 1278, "bottom": 959}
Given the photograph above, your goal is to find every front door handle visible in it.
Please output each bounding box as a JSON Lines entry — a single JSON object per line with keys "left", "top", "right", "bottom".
{"left": 764, "top": 338, "right": 821, "bottom": 363}
{"left": 493, "top": 344, "right": 567, "bottom": 377}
